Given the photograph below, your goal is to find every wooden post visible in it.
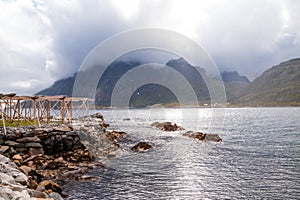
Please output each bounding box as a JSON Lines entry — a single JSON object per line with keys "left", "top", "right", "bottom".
{"left": 46, "top": 100, "right": 50, "bottom": 124}
{"left": 24, "top": 101, "right": 27, "bottom": 121}
{"left": 38, "top": 101, "right": 41, "bottom": 121}
{"left": 9, "top": 98, "right": 12, "bottom": 122}
{"left": 61, "top": 100, "right": 65, "bottom": 123}
{"left": 1, "top": 104, "right": 7, "bottom": 135}
{"left": 33, "top": 100, "right": 36, "bottom": 126}
{"left": 67, "top": 101, "right": 72, "bottom": 123}
{"left": 17, "top": 100, "right": 20, "bottom": 125}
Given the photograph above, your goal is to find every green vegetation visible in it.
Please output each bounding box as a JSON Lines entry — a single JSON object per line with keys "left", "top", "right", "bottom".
{"left": 0, "top": 119, "right": 62, "bottom": 127}
{"left": 0, "top": 119, "right": 37, "bottom": 127}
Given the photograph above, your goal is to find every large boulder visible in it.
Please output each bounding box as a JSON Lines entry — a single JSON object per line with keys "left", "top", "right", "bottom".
{"left": 131, "top": 142, "right": 152, "bottom": 152}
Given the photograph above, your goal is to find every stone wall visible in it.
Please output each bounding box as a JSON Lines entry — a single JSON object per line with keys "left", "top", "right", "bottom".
{"left": 0, "top": 124, "right": 87, "bottom": 158}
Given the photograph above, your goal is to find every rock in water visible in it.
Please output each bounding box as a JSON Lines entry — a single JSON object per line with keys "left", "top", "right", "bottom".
{"left": 151, "top": 121, "right": 185, "bottom": 131}
{"left": 183, "top": 132, "right": 222, "bottom": 142}
{"left": 204, "top": 134, "right": 222, "bottom": 142}
{"left": 161, "top": 124, "right": 185, "bottom": 131}
{"left": 150, "top": 121, "right": 171, "bottom": 128}
{"left": 131, "top": 142, "right": 152, "bottom": 152}
{"left": 183, "top": 132, "right": 206, "bottom": 140}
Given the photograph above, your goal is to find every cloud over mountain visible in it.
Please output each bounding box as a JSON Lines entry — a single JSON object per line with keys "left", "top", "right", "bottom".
{"left": 0, "top": 0, "right": 299, "bottom": 94}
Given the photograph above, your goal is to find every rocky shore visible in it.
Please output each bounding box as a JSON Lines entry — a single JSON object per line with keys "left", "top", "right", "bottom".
{"left": 0, "top": 115, "right": 223, "bottom": 199}
{"left": 0, "top": 113, "right": 120, "bottom": 200}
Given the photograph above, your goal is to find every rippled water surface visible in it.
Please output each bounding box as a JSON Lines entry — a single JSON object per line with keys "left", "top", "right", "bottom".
{"left": 64, "top": 107, "right": 300, "bottom": 199}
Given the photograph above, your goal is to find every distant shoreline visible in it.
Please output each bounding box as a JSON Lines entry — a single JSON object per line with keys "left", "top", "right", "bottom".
{"left": 92, "top": 103, "right": 300, "bottom": 110}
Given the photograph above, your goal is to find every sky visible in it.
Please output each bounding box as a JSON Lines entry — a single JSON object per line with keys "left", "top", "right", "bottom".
{"left": 0, "top": 0, "right": 299, "bottom": 95}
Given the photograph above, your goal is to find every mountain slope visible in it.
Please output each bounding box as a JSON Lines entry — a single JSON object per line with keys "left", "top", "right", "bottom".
{"left": 37, "top": 76, "right": 75, "bottom": 96}
{"left": 221, "top": 71, "right": 250, "bottom": 100}
{"left": 233, "top": 58, "right": 300, "bottom": 106}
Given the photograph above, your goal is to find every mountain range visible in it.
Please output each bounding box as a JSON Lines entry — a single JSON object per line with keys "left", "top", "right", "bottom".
{"left": 36, "top": 57, "right": 300, "bottom": 107}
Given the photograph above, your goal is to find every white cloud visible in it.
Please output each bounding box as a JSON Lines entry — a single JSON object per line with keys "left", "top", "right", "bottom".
{"left": 0, "top": 0, "right": 53, "bottom": 95}
{"left": 0, "top": 0, "right": 299, "bottom": 94}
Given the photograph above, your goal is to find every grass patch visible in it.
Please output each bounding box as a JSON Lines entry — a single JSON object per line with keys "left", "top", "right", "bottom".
{"left": 0, "top": 119, "right": 62, "bottom": 127}
{"left": 0, "top": 119, "right": 36, "bottom": 127}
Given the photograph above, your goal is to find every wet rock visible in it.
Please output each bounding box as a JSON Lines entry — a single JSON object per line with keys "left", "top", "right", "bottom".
{"left": 204, "top": 134, "right": 222, "bottom": 142}
{"left": 102, "top": 123, "right": 110, "bottom": 128}
{"left": 79, "top": 175, "right": 97, "bottom": 181}
{"left": 161, "top": 124, "right": 185, "bottom": 131}
{"left": 106, "top": 130, "right": 127, "bottom": 143}
{"left": 28, "top": 170, "right": 44, "bottom": 183}
{"left": 131, "top": 142, "right": 152, "bottom": 152}
{"left": 28, "top": 179, "right": 38, "bottom": 190}
{"left": 183, "top": 132, "right": 222, "bottom": 142}
{"left": 151, "top": 121, "right": 185, "bottom": 131}
{"left": 38, "top": 180, "right": 62, "bottom": 195}
{"left": 183, "top": 132, "right": 206, "bottom": 140}
{"left": 151, "top": 121, "right": 171, "bottom": 128}
{"left": 46, "top": 159, "right": 66, "bottom": 170}
{"left": 90, "top": 112, "right": 104, "bottom": 120}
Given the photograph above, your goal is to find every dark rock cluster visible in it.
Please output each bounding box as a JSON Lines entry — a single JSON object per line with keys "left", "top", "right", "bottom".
{"left": 150, "top": 122, "right": 222, "bottom": 143}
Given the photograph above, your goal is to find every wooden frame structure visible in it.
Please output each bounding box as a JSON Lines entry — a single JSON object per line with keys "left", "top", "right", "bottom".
{"left": 0, "top": 93, "right": 93, "bottom": 127}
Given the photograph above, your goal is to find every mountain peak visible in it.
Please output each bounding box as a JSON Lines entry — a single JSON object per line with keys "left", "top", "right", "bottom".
{"left": 221, "top": 71, "right": 250, "bottom": 83}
